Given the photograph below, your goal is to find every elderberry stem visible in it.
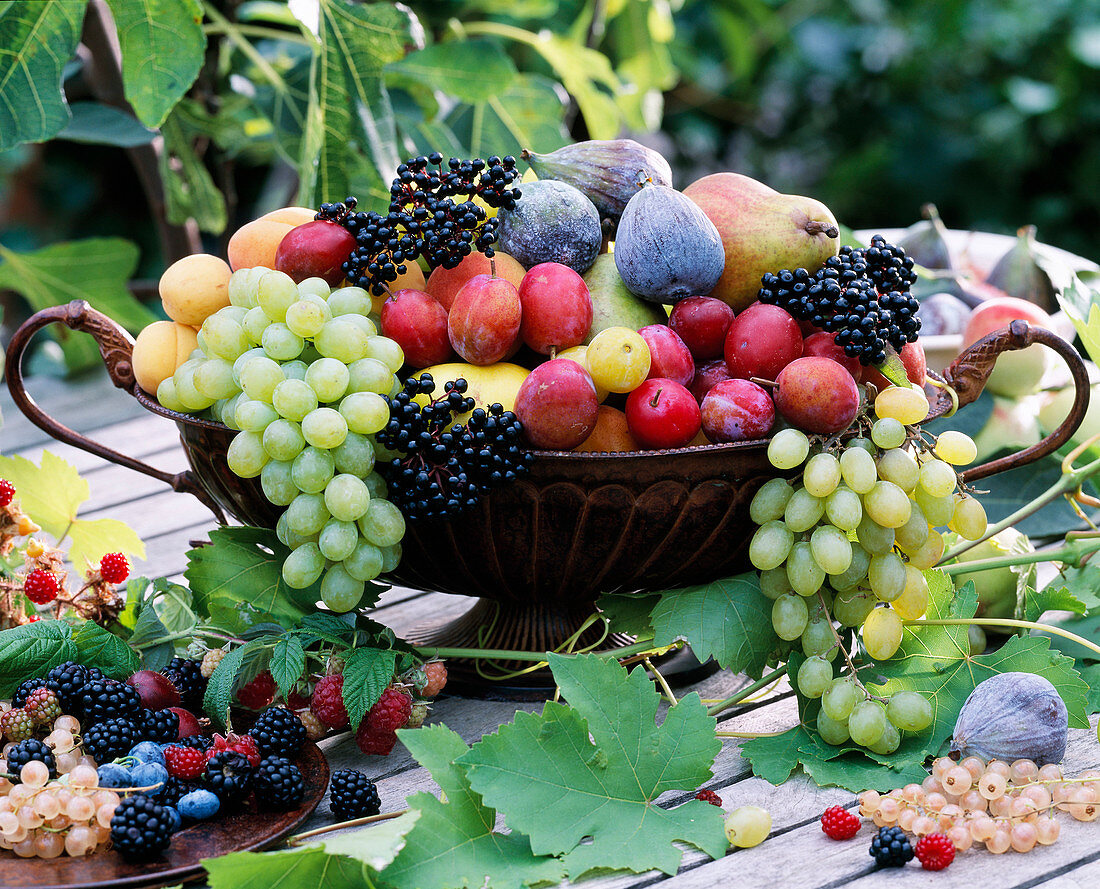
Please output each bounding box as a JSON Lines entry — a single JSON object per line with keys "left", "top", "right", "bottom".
{"left": 415, "top": 640, "right": 664, "bottom": 663}
{"left": 940, "top": 536, "right": 1100, "bottom": 577}
{"left": 902, "top": 617, "right": 1100, "bottom": 659}
{"left": 706, "top": 666, "right": 788, "bottom": 718}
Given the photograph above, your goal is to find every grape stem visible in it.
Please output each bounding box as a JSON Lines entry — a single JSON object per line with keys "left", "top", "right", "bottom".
{"left": 414, "top": 639, "right": 668, "bottom": 663}
{"left": 940, "top": 535, "right": 1100, "bottom": 577}
{"left": 902, "top": 617, "right": 1100, "bottom": 659}
{"left": 289, "top": 809, "right": 409, "bottom": 843}
{"left": 816, "top": 590, "right": 878, "bottom": 698}
{"left": 706, "top": 666, "right": 788, "bottom": 718}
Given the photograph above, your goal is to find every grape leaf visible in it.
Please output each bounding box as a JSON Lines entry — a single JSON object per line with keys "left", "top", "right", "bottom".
{"left": 1025, "top": 585, "right": 1088, "bottom": 623}
{"left": 186, "top": 527, "right": 315, "bottom": 633}
{"left": 341, "top": 646, "right": 396, "bottom": 729}
{"left": 71, "top": 621, "right": 141, "bottom": 678}
{"left": 740, "top": 723, "right": 814, "bottom": 786}
{"left": 1053, "top": 564, "right": 1100, "bottom": 614}
{"left": 385, "top": 725, "right": 565, "bottom": 889}
{"left": 159, "top": 110, "right": 228, "bottom": 235}
{"left": 0, "top": 452, "right": 146, "bottom": 564}
{"left": 596, "top": 591, "right": 658, "bottom": 638}
{"left": 385, "top": 39, "right": 517, "bottom": 104}
{"left": 0, "top": 0, "right": 84, "bottom": 151}
{"left": 269, "top": 636, "right": 306, "bottom": 698}
{"left": 56, "top": 101, "right": 156, "bottom": 147}
{"left": 0, "top": 620, "right": 76, "bottom": 695}
{"left": 458, "top": 653, "right": 726, "bottom": 876}
{"left": 649, "top": 573, "right": 778, "bottom": 678}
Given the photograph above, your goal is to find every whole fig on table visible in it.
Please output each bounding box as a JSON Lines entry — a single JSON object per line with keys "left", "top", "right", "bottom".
{"left": 521, "top": 139, "right": 673, "bottom": 226}
{"left": 950, "top": 671, "right": 1067, "bottom": 765}
{"left": 496, "top": 179, "right": 602, "bottom": 274}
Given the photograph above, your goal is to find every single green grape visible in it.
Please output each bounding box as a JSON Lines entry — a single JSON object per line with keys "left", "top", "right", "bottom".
{"left": 749, "top": 520, "right": 794, "bottom": 571}
{"left": 876, "top": 447, "right": 919, "bottom": 493}
{"left": 771, "top": 593, "right": 809, "bottom": 641}
{"left": 285, "top": 491, "right": 330, "bottom": 536}
{"left": 347, "top": 357, "right": 395, "bottom": 395}
{"left": 285, "top": 299, "right": 329, "bottom": 339}
{"left": 847, "top": 699, "right": 888, "bottom": 747}
{"left": 292, "top": 446, "right": 336, "bottom": 495}
{"left": 832, "top": 587, "right": 876, "bottom": 627}
{"left": 817, "top": 708, "right": 850, "bottom": 745}
{"left": 239, "top": 355, "right": 285, "bottom": 403}
{"left": 298, "top": 277, "right": 332, "bottom": 299}
{"left": 282, "top": 542, "right": 325, "bottom": 589}
{"left": 786, "top": 541, "right": 825, "bottom": 597}
{"left": 343, "top": 541, "right": 384, "bottom": 582}
{"left": 919, "top": 458, "right": 957, "bottom": 499}
{"left": 273, "top": 378, "right": 319, "bottom": 422}
{"left": 193, "top": 358, "right": 238, "bottom": 400}
{"left": 935, "top": 430, "right": 977, "bottom": 466}
{"left": 863, "top": 480, "right": 912, "bottom": 529}
{"left": 862, "top": 606, "right": 904, "bottom": 660}
{"left": 302, "top": 407, "right": 349, "bottom": 449}
{"left": 320, "top": 563, "right": 365, "bottom": 612}
{"left": 724, "top": 806, "right": 771, "bottom": 849}
{"left": 243, "top": 306, "right": 270, "bottom": 346}
{"left": 824, "top": 485, "right": 862, "bottom": 531}
{"left": 305, "top": 357, "right": 350, "bottom": 404}
{"left": 226, "top": 430, "right": 268, "bottom": 478}
{"left": 829, "top": 543, "right": 871, "bottom": 592}
{"left": 262, "top": 322, "right": 305, "bottom": 361}
{"left": 315, "top": 319, "right": 368, "bottom": 364}
{"left": 784, "top": 488, "right": 824, "bottom": 534}
{"left": 235, "top": 398, "right": 278, "bottom": 433}
{"left": 870, "top": 417, "right": 906, "bottom": 450}
{"left": 796, "top": 655, "right": 834, "bottom": 698}
{"left": 868, "top": 719, "right": 901, "bottom": 755}
{"left": 379, "top": 543, "right": 402, "bottom": 572}
{"left": 758, "top": 567, "right": 790, "bottom": 600}
{"left": 257, "top": 270, "right": 298, "bottom": 322}
{"left": 324, "top": 473, "right": 371, "bottom": 523}
{"left": 202, "top": 311, "right": 249, "bottom": 361}
{"left": 339, "top": 391, "right": 390, "bottom": 435}
{"left": 260, "top": 460, "right": 298, "bottom": 507}
{"left": 262, "top": 418, "right": 307, "bottom": 462}
{"left": 358, "top": 499, "right": 406, "bottom": 547}
{"left": 318, "top": 518, "right": 359, "bottom": 561}
{"left": 801, "top": 617, "right": 836, "bottom": 659}
{"left": 839, "top": 445, "right": 877, "bottom": 494}
{"left": 856, "top": 515, "right": 895, "bottom": 555}
{"left": 886, "top": 690, "right": 934, "bottom": 732}
{"left": 327, "top": 286, "right": 371, "bottom": 317}
{"left": 867, "top": 552, "right": 907, "bottom": 602}
{"left": 364, "top": 335, "right": 404, "bottom": 373}
{"left": 894, "top": 501, "right": 930, "bottom": 553}
{"left": 749, "top": 478, "right": 795, "bottom": 525}
{"left": 809, "top": 525, "right": 852, "bottom": 575}
{"left": 821, "top": 677, "right": 862, "bottom": 721}
{"left": 767, "top": 428, "right": 810, "bottom": 470}
{"left": 803, "top": 453, "right": 841, "bottom": 498}
{"left": 332, "top": 432, "right": 376, "bottom": 476}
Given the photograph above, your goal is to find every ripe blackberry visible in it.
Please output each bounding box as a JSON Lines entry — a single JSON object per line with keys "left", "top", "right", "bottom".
{"left": 110, "top": 794, "right": 174, "bottom": 860}
{"left": 176, "top": 734, "right": 214, "bottom": 753}
{"left": 82, "top": 718, "right": 137, "bottom": 764}
{"left": 24, "top": 687, "right": 61, "bottom": 725}
{"left": 249, "top": 706, "right": 307, "bottom": 758}
{"left": 254, "top": 756, "right": 305, "bottom": 809}
{"left": 204, "top": 751, "right": 254, "bottom": 808}
{"left": 6, "top": 738, "right": 57, "bottom": 781}
{"left": 695, "top": 789, "right": 723, "bottom": 807}
{"left": 329, "top": 769, "right": 381, "bottom": 820}
{"left": 23, "top": 568, "right": 60, "bottom": 604}
{"left": 820, "top": 805, "right": 861, "bottom": 840}
{"left": 45, "top": 660, "right": 101, "bottom": 716}
{"left": 310, "top": 674, "right": 349, "bottom": 730}
{"left": 0, "top": 478, "right": 14, "bottom": 506}
{"left": 159, "top": 776, "right": 199, "bottom": 808}
{"left": 869, "top": 825, "right": 914, "bottom": 868}
{"left": 162, "top": 657, "right": 207, "bottom": 712}
{"left": 914, "top": 832, "right": 955, "bottom": 870}
{"left": 0, "top": 708, "right": 35, "bottom": 742}
{"left": 78, "top": 678, "right": 142, "bottom": 724}
{"left": 375, "top": 375, "right": 532, "bottom": 522}
{"left": 136, "top": 708, "right": 181, "bottom": 744}
{"left": 12, "top": 676, "right": 48, "bottom": 708}
{"left": 98, "top": 552, "right": 129, "bottom": 584}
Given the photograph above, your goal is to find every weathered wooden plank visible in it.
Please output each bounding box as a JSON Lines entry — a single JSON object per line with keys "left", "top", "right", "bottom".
{"left": 11, "top": 414, "right": 185, "bottom": 473}
{"left": 1032, "top": 857, "right": 1100, "bottom": 889}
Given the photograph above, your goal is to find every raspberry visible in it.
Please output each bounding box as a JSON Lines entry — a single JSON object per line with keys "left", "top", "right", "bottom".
{"left": 165, "top": 745, "right": 208, "bottom": 780}
{"left": 23, "top": 568, "right": 60, "bottom": 604}
{"left": 821, "top": 805, "right": 861, "bottom": 840}
{"left": 296, "top": 708, "right": 327, "bottom": 742}
{"left": 0, "top": 478, "right": 15, "bottom": 507}
{"left": 24, "top": 687, "right": 61, "bottom": 726}
{"left": 366, "top": 686, "right": 412, "bottom": 733}
{"left": 406, "top": 701, "right": 429, "bottom": 729}
{"left": 208, "top": 731, "right": 261, "bottom": 768}
{"left": 914, "top": 833, "right": 955, "bottom": 871}
{"left": 287, "top": 687, "right": 311, "bottom": 711}
{"left": 1, "top": 708, "right": 35, "bottom": 742}
{"left": 329, "top": 769, "right": 381, "bottom": 820}
{"left": 869, "top": 825, "right": 914, "bottom": 868}
{"left": 237, "top": 670, "right": 276, "bottom": 709}
{"left": 311, "top": 675, "right": 349, "bottom": 730}
{"left": 421, "top": 661, "right": 447, "bottom": 697}
{"left": 695, "top": 789, "right": 723, "bottom": 807}
{"left": 99, "top": 552, "right": 130, "bottom": 584}
{"left": 355, "top": 721, "right": 398, "bottom": 756}
{"left": 201, "top": 648, "right": 226, "bottom": 679}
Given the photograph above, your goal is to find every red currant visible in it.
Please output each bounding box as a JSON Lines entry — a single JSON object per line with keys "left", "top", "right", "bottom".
{"left": 99, "top": 552, "right": 130, "bottom": 584}
{"left": 23, "top": 569, "right": 60, "bottom": 605}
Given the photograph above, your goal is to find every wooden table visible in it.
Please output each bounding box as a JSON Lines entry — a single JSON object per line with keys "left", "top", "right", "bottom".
{"left": 4, "top": 368, "right": 1099, "bottom": 887}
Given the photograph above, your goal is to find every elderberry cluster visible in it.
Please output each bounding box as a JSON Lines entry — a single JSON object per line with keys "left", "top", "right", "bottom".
{"left": 318, "top": 153, "right": 521, "bottom": 295}
{"left": 375, "top": 374, "right": 532, "bottom": 522}
{"left": 758, "top": 235, "right": 920, "bottom": 366}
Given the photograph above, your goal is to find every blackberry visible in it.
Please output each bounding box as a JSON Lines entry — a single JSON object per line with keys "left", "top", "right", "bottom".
{"left": 332, "top": 155, "right": 521, "bottom": 294}
{"left": 758, "top": 235, "right": 920, "bottom": 366}
{"left": 254, "top": 756, "right": 305, "bottom": 809}
{"left": 12, "top": 676, "right": 48, "bottom": 708}
{"left": 159, "top": 776, "right": 199, "bottom": 808}
{"left": 45, "top": 661, "right": 103, "bottom": 716}
{"left": 110, "top": 794, "right": 174, "bottom": 860}
{"left": 78, "top": 678, "right": 142, "bottom": 724}
{"left": 136, "top": 708, "right": 181, "bottom": 744}
{"left": 82, "top": 718, "right": 137, "bottom": 764}
{"left": 176, "top": 734, "right": 214, "bottom": 753}
{"left": 249, "top": 706, "right": 307, "bottom": 758}
{"left": 329, "top": 769, "right": 381, "bottom": 821}
{"left": 869, "top": 825, "right": 915, "bottom": 868}
{"left": 204, "top": 751, "right": 254, "bottom": 808}
{"left": 375, "top": 374, "right": 532, "bottom": 522}
{"left": 6, "top": 738, "right": 57, "bottom": 781}
{"left": 163, "top": 657, "right": 206, "bottom": 712}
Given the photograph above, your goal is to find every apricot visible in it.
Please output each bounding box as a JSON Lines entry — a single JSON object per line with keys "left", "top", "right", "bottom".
{"left": 227, "top": 219, "right": 294, "bottom": 271}
{"left": 132, "top": 321, "right": 199, "bottom": 394}
{"left": 575, "top": 406, "right": 638, "bottom": 452}
{"left": 158, "top": 254, "right": 233, "bottom": 327}
{"left": 261, "top": 206, "right": 318, "bottom": 226}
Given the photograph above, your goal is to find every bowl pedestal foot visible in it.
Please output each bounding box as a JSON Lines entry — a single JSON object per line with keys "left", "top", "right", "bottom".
{"left": 405, "top": 597, "right": 715, "bottom": 700}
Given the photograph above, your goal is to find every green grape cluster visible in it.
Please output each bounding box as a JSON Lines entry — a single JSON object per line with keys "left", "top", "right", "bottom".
{"left": 158, "top": 268, "right": 406, "bottom": 612}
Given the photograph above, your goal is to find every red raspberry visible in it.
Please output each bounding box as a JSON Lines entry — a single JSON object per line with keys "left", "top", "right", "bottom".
{"left": 421, "top": 662, "right": 447, "bottom": 697}
{"left": 914, "top": 833, "right": 956, "bottom": 871}
{"left": 236, "top": 670, "right": 276, "bottom": 709}
{"left": 695, "top": 789, "right": 723, "bottom": 807}
{"left": 164, "top": 744, "right": 207, "bottom": 779}
{"left": 820, "top": 805, "right": 861, "bottom": 840}
{"left": 23, "top": 569, "right": 60, "bottom": 605}
{"left": 286, "top": 689, "right": 311, "bottom": 711}
{"left": 355, "top": 721, "right": 398, "bottom": 756}
{"left": 0, "top": 479, "right": 14, "bottom": 507}
{"left": 99, "top": 552, "right": 129, "bottom": 584}
{"left": 208, "top": 731, "right": 261, "bottom": 767}
{"left": 367, "top": 686, "right": 412, "bottom": 733}
{"left": 310, "top": 675, "right": 349, "bottom": 730}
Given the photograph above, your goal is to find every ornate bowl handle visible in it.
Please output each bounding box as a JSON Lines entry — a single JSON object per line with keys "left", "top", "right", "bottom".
{"left": 944, "top": 320, "right": 1091, "bottom": 484}
{"left": 4, "top": 300, "right": 227, "bottom": 522}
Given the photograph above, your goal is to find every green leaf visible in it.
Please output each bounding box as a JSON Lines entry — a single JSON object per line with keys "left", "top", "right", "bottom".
{"left": 1038, "top": 610, "right": 1100, "bottom": 663}
{"left": 56, "top": 101, "right": 156, "bottom": 146}
{"left": 385, "top": 725, "right": 565, "bottom": 889}
{"left": 740, "top": 723, "right": 813, "bottom": 786}
{"left": 0, "top": 451, "right": 88, "bottom": 540}
{"left": 1054, "top": 564, "right": 1100, "bottom": 614}
{"left": 105, "top": 0, "right": 206, "bottom": 128}
{"left": 203, "top": 642, "right": 249, "bottom": 730}
{"left": 67, "top": 516, "right": 146, "bottom": 571}
{"left": 650, "top": 573, "right": 778, "bottom": 678}
{"left": 341, "top": 647, "right": 396, "bottom": 729}
{"left": 0, "top": 621, "right": 76, "bottom": 695}
{"left": 975, "top": 456, "right": 1100, "bottom": 538}
{"left": 1025, "top": 585, "right": 1088, "bottom": 623}
{"left": 0, "top": 238, "right": 157, "bottom": 372}
{"left": 596, "top": 591, "right": 658, "bottom": 638}
{"left": 386, "top": 40, "right": 517, "bottom": 104}
{"left": 269, "top": 636, "right": 306, "bottom": 698}
{"left": 312, "top": 809, "right": 420, "bottom": 870}
{"left": 1076, "top": 662, "right": 1100, "bottom": 714}
{"left": 159, "top": 110, "right": 228, "bottom": 235}
{"left": 186, "top": 527, "right": 313, "bottom": 634}
{"left": 71, "top": 621, "right": 141, "bottom": 678}
{"left": 459, "top": 653, "right": 726, "bottom": 876}
{"left": 0, "top": 0, "right": 84, "bottom": 151}
{"left": 444, "top": 73, "right": 569, "bottom": 159}
{"left": 205, "top": 846, "right": 369, "bottom": 889}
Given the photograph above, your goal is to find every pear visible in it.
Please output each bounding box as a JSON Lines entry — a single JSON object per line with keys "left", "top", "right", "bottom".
{"left": 581, "top": 254, "right": 666, "bottom": 343}
{"left": 683, "top": 172, "right": 839, "bottom": 312}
